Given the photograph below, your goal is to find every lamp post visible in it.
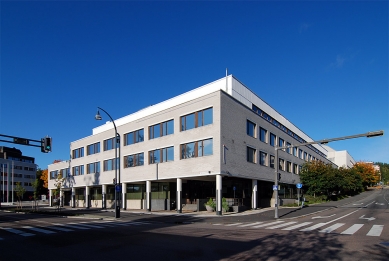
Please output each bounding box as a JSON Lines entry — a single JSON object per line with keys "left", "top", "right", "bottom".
{"left": 274, "top": 130, "right": 384, "bottom": 219}
{"left": 95, "top": 107, "right": 121, "bottom": 218}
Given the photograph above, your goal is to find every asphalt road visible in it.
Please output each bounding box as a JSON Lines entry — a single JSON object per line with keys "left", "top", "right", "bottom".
{"left": 0, "top": 189, "right": 387, "bottom": 261}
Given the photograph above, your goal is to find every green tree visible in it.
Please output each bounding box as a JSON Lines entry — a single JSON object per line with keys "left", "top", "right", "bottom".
{"left": 375, "top": 162, "right": 389, "bottom": 185}
{"left": 15, "top": 182, "right": 26, "bottom": 210}
{"left": 53, "top": 173, "right": 65, "bottom": 211}
{"left": 339, "top": 167, "right": 363, "bottom": 195}
{"left": 31, "top": 178, "right": 40, "bottom": 211}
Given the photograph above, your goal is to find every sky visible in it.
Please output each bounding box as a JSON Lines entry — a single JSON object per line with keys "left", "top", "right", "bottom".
{"left": 0, "top": 1, "right": 388, "bottom": 170}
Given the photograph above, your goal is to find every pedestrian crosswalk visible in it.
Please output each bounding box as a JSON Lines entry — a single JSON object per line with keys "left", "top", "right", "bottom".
{"left": 212, "top": 220, "right": 385, "bottom": 237}
{"left": 0, "top": 220, "right": 151, "bottom": 240}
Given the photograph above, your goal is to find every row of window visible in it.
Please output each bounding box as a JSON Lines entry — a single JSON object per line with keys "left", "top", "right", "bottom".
{"left": 54, "top": 139, "right": 214, "bottom": 178}
{"left": 247, "top": 120, "right": 319, "bottom": 163}
{"left": 247, "top": 147, "right": 301, "bottom": 174}
{"left": 6, "top": 157, "right": 34, "bottom": 163}
{"left": 72, "top": 108, "right": 213, "bottom": 159}
{"left": 252, "top": 104, "right": 326, "bottom": 158}
{"left": 0, "top": 181, "right": 33, "bottom": 186}
{"left": 0, "top": 164, "right": 35, "bottom": 171}
{"left": 0, "top": 173, "right": 36, "bottom": 178}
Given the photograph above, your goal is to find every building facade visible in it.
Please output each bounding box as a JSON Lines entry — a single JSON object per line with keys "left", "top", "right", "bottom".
{"left": 0, "top": 146, "right": 37, "bottom": 202}
{"left": 48, "top": 75, "right": 336, "bottom": 214}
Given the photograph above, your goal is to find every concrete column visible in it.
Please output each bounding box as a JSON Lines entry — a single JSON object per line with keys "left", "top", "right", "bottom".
{"left": 122, "top": 182, "right": 127, "bottom": 210}
{"left": 252, "top": 180, "right": 258, "bottom": 210}
{"left": 85, "top": 186, "right": 90, "bottom": 209}
{"left": 176, "top": 178, "right": 182, "bottom": 213}
{"left": 71, "top": 187, "right": 76, "bottom": 208}
{"left": 102, "top": 184, "right": 106, "bottom": 209}
{"left": 49, "top": 189, "right": 53, "bottom": 207}
{"left": 146, "top": 181, "right": 151, "bottom": 211}
{"left": 216, "top": 174, "right": 222, "bottom": 216}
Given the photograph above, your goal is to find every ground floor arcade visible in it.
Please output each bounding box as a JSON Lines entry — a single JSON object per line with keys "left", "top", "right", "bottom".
{"left": 50, "top": 176, "right": 300, "bottom": 215}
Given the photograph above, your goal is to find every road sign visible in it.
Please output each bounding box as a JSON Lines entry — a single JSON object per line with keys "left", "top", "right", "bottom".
{"left": 233, "top": 186, "right": 236, "bottom": 191}
{"left": 273, "top": 185, "right": 278, "bottom": 191}
{"left": 115, "top": 185, "right": 121, "bottom": 192}
{"left": 296, "top": 183, "right": 303, "bottom": 189}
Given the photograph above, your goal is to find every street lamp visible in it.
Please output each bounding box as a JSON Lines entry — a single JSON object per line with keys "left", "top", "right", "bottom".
{"left": 274, "top": 130, "right": 384, "bottom": 219}
{"left": 95, "top": 107, "right": 121, "bottom": 218}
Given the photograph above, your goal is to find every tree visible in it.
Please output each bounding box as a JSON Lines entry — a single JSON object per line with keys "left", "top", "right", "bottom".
{"left": 31, "top": 178, "right": 40, "bottom": 211}
{"left": 352, "top": 162, "right": 380, "bottom": 188}
{"left": 40, "top": 169, "right": 48, "bottom": 189}
{"left": 15, "top": 182, "right": 26, "bottom": 210}
{"left": 53, "top": 173, "right": 65, "bottom": 211}
{"left": 339, "top": 167, "right": 363, "bottom": 195}
{"left": 374, "top": 162, "right": 389, "bottom": 185}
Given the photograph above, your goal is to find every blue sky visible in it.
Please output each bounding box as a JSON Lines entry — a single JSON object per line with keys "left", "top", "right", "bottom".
{"left": 0, "top": 1, "right": 388, "bottom": 169}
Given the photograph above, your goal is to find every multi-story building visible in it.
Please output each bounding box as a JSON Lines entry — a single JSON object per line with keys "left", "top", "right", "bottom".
{"left": 0, "top": 146, "right": 37, "bottom": 202}
{"left": 48, "top": 75, "right": 337, "bottom": 214}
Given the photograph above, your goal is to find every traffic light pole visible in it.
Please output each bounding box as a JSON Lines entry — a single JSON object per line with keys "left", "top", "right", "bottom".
{"left": 0, "top": 134, "right": 52, "bottom": 153}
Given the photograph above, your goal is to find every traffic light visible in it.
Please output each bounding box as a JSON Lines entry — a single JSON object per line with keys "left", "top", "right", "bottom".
{"left": 41, "top": 137, "right": 52, "bottom": 153}
{"left": 278, "top": 173, "right": 281, "bottom": 181}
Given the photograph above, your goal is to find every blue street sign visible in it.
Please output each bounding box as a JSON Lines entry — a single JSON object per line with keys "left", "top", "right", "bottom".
{"left": 273, "top": 185, "right": 278, "bottom": 191}
{"left": 233, "top": 186, "right": 236, "bottom": 191}
{"left": 296, "top": 183, "right": 303, "bottom": 189}
{"left": 115, "top": 185, "right": 122, "bottom": 192}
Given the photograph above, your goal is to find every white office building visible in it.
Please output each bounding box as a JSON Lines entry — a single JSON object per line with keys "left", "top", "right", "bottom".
{"left": 48, "top": 75, "right": 339, "bottom": 214}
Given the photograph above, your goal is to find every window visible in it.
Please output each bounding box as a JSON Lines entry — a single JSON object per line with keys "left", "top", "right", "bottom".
{"left": 287, "top": 161, "right": 292, "bottom": 172}
{"left": 104, "top": 137, "right": 118, "bottom": 151}
{"left": 103, "top": 158, "right": 119, "bottom": 171}
{"left": 247, "top": 120, "right": 256, "bottom": 137}
{"left": 72, "top": 147, "right": 84, "bottom": 159}
{"left": 87, "top": 162, "right": 100, "bottom": 174}
{"left": 299, "top": 149, "right": 303, "bottom": 159}
{"left": 124, "top": 128, "right": 144, "bottom": 146}
{"left": 72, "top": 165, "right": 84, "bottom": 176}
{"left": 247, "top": 147, "right": 256, "bottom": 163}
{"left": 149, "top": 120, "right": 173, "bottom": 140}
{"left": 149, "top": 146, "right": 174, "bottom": 164}
{"left": 270, "top": 133, "right": 276, "bottom": 147}
{"left": 286, "top": 142, "right": 291, "bottom": 154}
{"left": 124, "top": 153, "right": 144, "bottom": 168}
{"left": 181, "top": 108, "right": 213, "bottom": 131}
{"left": 279, "top": 158, "right": 284, "bottom": 171}
{"left": 181, "top": 138, "right": 213, "bottom": 159}
{"left": 293, "top": 147, "right": 297, "bottom": 157}
{"left": 279, "top": 138, "right": 284, "bottom": 149}
{"left": 50, "top": 170, "right": 58, "bottom": 180}
{"left": 87, "top": 142, "right": 100, "bottom": 155}
{"left": 293, "top": 163, "right": 298, "bottom": 174}
{"left": 304, "top": 152, "right": 308, "bottom": 161}
{"left": 270, "top": 155, "right": 275, "bottom": 168}
{"left": 260, "top": 151, "right": 267, "bottom": 166}
{"left": 260, "top": 128, "right": 267, "bottom": 143}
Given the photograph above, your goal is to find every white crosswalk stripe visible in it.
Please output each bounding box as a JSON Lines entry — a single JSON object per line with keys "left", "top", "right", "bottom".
{"left": 252, "top": 221, "right": 284, "bottom": 228}
{"left": 282, "top": 222, "right": 313, "bottom": 231}
{"left": 226, "top": 223, "right": 243, "bottom": 226}
{"left": 299, "top": 223, "right": 327, "bottom": 231}
{"left": 1, "top": 227, "right": 35, "bottom": 237}
{"left": 238, "top": 222, "right": 264, "bottom": 227}
{"left": 319, "top": 223, "right": 345, "bottom": 233}
{"left": 366, "top": 225, "right": 383, "bottom": 236}
{"left": 340, "top": 224, "right": 364, "bottom": 235}
{"left": 266, "top": 222, "right": 297, "bottom": 229}
{"left": 52, "top": 223, "right": 90, "bottom": 230}
{"left": 23, "top": 226, "right": 56, "bottom": 234}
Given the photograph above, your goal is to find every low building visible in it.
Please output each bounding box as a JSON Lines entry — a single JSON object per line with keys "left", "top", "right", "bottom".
{"left": 0, "top": 146, "right": 37, "bottom": 202}
{"left": 48, "top": 75, "right": 338, "bottom": 213}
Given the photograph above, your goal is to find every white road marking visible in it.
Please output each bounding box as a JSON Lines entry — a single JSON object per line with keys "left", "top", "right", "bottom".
{"left": 359, "top": 215, "right": 375, "bottom": 221}
{"left": 340, "top": 224, "right": 364, "bottom": 235}
{"left": 366, "top": 225, "right": 383, "bottom": 236}
{"left": 46, "top": 226, "right": 73, "bottom": 232}
{"left": 23, "top": 226, "right": 56, "bottom": 234}
{"left": 319, "top": 223, "right": 345, "bottom": 233}
{"left": 312, "top": 214, "right": 336, "bottom": 219}
{"left": 266, "top": 222, "right": 297, "bottom": 229}
{"left": 252, "top": 221, "right": 284, "bottom": 228}
{"left": 1, "top": 227, "right": 35, "bottom": 237}
{"left": 282, "top": 222, "right": 313, "bottom": 231}
{"left": 77, "top": 222, "right": 104, "bottom": 228}
{"left": 300, "top": 223, "right": 327, "bottom": 231}
{"left": 52, "top": 223, "right": 90, "bottom": 230}
{"left": 212, "top": 224, "right": 223, "bottom": 226}
{"left": 226, "top": 223, "right": 243, "bottom": 226}
{"left": 238, "top": 222, "right": 263, "bottom": 227}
